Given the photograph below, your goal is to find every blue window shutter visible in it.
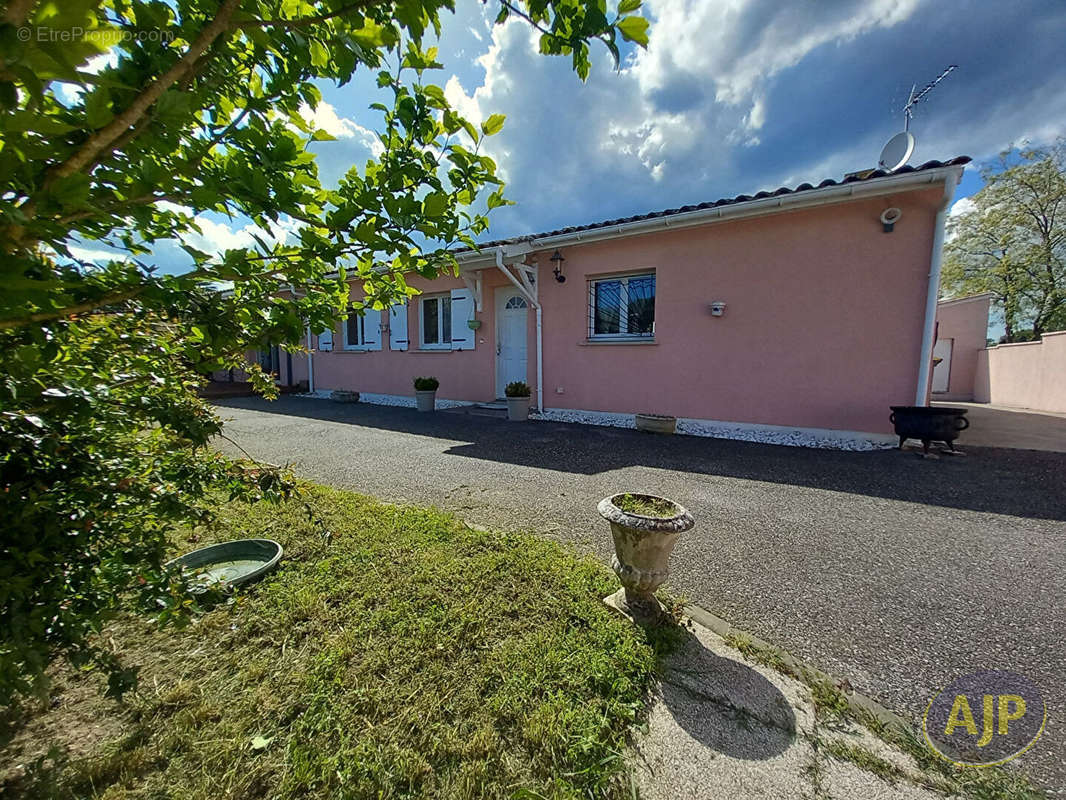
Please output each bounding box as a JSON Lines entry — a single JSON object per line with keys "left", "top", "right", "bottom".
{"left": 449, "top": 289, "right": 474, "bottom": 350}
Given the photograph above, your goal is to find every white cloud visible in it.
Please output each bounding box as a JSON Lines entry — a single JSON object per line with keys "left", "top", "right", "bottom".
{"left": 179, "top": 214, "right": 301, "bottom": 258}
{"left": 299, "top": 101, "right": 384, "bottom": 156}
{"left": 416, "top": 0, "right": 1066, "bottom": 245}
{"left": 434, "top": 0, "right": 936, "bottom": 233}
{"left": 949, "top": 196, "right": 977, "bottom": 218}
{"left": 66, "top": 244, "right": 128, "bottom": 263}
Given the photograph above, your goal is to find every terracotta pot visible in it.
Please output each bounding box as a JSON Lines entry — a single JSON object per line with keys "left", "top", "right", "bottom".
{"left": 415, "top": 390, "right": 436, "bottom": 412}
{"left": 506, "top": 395, "right": 530, "bottom": 421}
{"left": 598, "top": 493, "right": 694, "bottom": 622}
{"left": 635, "top": 413, "right": 676, "bottom": 434}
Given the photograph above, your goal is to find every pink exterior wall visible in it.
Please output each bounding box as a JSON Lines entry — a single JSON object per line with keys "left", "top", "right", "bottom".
{"left": 308, "top": 185, "right": 944, "bottom": 435}
{"left": 310, "top": 269, "right": 536, "bottom": 402}
{"left": 933, "top": 294, "right": 991, "bottom": 400}
{"left": 532, "top": 187, "right": 942, "bottom": 435}
{"left": 974, "top": 331, "right": 1066, "bottom": 413}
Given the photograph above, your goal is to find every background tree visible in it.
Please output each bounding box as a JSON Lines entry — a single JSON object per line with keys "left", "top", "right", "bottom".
{"left": 943, "top": 140, "right": 1066, "bottom": 342}
{"left": 0, "top": 0, "right": 649, "bottom": 703}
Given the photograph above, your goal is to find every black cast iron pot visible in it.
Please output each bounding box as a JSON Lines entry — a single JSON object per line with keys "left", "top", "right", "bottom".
{"left": 889, "top": 406, "right": 969, "bottom": 453}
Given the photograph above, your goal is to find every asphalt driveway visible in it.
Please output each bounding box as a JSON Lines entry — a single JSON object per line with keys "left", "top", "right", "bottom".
{"left": 214, "top": 396, "right": 1066, "bottom": 791}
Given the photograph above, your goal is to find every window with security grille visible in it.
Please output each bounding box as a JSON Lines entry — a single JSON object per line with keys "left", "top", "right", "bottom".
{"left": 589, "top": 273, "right": 655, "bottom": 338}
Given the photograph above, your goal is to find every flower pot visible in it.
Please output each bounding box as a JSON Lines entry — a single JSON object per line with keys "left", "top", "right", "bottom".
{"left": 506, "top": 395, "right": 530, "bottom": 421}
{"left": 467, "top": 319, "right": 482, "bottom": 330}
{"left": 415, "top": 390, "right": 436, "bottom": 412}
{"left": 635, "top": 413, "right": 676, "bottom": 434}
{"left": 330, "top": 389, "right": 360, "bottom": 403}
{"left": 598, "top": 493, "right": 694, "bottom": 623}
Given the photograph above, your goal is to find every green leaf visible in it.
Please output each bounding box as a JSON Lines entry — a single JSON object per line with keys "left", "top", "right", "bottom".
{"left": 480, "top": 114, "right": 505, "bottom": 137}
{"left": 422, "top": 192, "right": 448, "bottom": 217}
{"left": 309, "top": 40, "right": 329, "bottom": 69}
{"left": 48, "top": 173, "right": 91, "bottom": 209}
{"left": 618, "top": 0, "right": 642, "bottom": 13}
{"left": 84, "top": 88, "right": 113, "bottom": 129}
{"left": 250, "top": 735, "right": 274, "bottom": 751}
{"left": 311, "top": 129, "right": 336, "bottom": 142}
{"left": 486, "top": 188, "right": 511, "bottom": 210}
{"left": 617, "top": 15, "right": 650, "bottom": 46}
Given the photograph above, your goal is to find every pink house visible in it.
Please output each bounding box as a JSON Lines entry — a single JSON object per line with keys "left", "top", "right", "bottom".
{"left": 932, "top": 293, "right": 992, "bottom": 401}
{"left": 277, "top": 158, "right": 969, "bottom": 447}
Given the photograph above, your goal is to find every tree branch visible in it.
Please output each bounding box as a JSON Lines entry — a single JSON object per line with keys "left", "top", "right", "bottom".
{"left": 231, "top": 0, "right": 378, "bottom": 30}
{"left": 13, "top": 0, "right": 242, "bottom": 234}
{"left": 2, "top": 0, "right": 36, "bottom": 27}
{"left": 0, "top": 287, "right": 144, "bottom": 331}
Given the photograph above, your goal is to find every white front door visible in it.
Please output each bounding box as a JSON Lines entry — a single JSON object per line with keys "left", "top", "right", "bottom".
{"left": 932, "top": 338, "right": 953, "bottom": 393}
{"left": 496, "top": 290, "right": 528, "bottom": 398}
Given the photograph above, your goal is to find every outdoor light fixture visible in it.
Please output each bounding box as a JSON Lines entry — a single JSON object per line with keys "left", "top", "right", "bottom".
{"left": 550, "top": 250, "right": 566, "bottom": 282}
{"left": 880, "top": 207, "right": 902, "bottom": 233}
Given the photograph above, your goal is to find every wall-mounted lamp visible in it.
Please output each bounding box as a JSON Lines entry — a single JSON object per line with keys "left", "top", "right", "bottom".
{"left": 550, "top": 250, "right": 566, "bottom": 282}
{"left": 709, "top": 301, "right": 726, "bottom": 317}
{"left": 880, "top": 207, "right": 902, "bottom": 233}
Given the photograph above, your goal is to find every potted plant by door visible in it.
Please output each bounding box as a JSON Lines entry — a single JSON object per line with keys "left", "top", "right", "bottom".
{"left": 504, "top": 381, "right": 531, "bottom": 421}
{"left": 413, "top": 376, "right": 439, "bottom": 412}
{"left": 598, "top": 492, "right": 694, "bottom": 624}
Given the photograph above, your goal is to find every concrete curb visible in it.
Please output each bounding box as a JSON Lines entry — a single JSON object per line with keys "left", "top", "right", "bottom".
{"left": 684, "top": 602, "right": 914, "bottom": 738}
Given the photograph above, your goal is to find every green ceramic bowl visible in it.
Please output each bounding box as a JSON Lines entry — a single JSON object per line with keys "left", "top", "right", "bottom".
{"left": 167, "top": 538, "right": 283, "bottom": 592}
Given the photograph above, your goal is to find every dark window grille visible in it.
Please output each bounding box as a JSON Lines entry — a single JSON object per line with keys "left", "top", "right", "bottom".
{"left": 588, "top": 274, "right": 655, "bottom": 338}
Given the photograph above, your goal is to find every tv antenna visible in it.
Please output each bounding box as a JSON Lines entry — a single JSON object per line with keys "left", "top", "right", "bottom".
{"left": 877, "top": 64, "right": 957, "bottom": 172}
{"left": 903, "top": 64, "right": 957, "bottom": 132}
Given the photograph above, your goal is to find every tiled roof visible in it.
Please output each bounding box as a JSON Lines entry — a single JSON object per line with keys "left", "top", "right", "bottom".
{"left": 472, "top": 157, "right": 971, "bottom": 249}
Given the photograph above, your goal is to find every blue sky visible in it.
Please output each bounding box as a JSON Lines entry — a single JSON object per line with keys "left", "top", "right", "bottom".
{"left": 72, "top": 0, "right": 1066, "bottom": 276}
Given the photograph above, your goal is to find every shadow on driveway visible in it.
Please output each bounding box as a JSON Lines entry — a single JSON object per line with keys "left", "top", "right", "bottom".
{"left": 214, "top": 396, "right": 1066, "bottom": 522}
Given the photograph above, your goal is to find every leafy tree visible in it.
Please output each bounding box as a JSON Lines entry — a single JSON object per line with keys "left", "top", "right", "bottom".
{"left": 943, "top": 141, "right": 1066, "bottom": 341}
{"left": 0, "top": 0, "right": 649, "bottom": 704}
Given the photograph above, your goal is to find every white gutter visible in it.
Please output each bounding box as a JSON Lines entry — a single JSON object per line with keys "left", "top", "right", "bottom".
{"left": 914, "top": 171, "right": 962, "bottom": 405}
{"left": 495, "top": 247, "right": 543, "bottom": 412}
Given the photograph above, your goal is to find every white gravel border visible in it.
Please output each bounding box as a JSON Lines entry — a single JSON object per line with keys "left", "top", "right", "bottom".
{"left": 532, "top": 408, "right": 896, "bottom": 451}
{"left": 297, "top": 390, "right": 474, "bottom": 410}
{"left": 296, "top": 390, "right": 894, "bottom": 451}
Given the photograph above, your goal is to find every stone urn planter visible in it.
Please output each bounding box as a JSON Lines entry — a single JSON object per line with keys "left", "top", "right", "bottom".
{"left": 635, "top": 413, "right": 676, "bottom": 434}
{"left": 598, "top": 492, "right": 694, "bottom": 623}
{"left": 413, "top": 376, "right": 439, "bottom": 412}
{"left": 505, "top": 381, "right": 531, "bottom": 421}
{"left": 330, "top": 389, "right": 360, "bottom": 403}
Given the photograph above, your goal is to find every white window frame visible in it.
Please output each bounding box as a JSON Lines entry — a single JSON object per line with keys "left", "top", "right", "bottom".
{"left": 588, "top": 272, "right": 656, "bottom": 340}
{"left": 343, "top": 313, "right": 370, "bottom": 351}
{"left": 420, "top": 293, "right": 452, "bottom": 350}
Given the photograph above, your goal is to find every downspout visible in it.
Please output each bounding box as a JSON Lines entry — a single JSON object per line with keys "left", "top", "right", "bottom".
{"left": 495, "top": 246, "right": 543, "bottom": 412}
{"left": 535, "top": 305, "right": 543, "bottom": 413}
{"left": 914, "top": 174, "right": 958, "bottom": 405}
{"left": 305, "top": 326, "right": 315, "bottom": 394}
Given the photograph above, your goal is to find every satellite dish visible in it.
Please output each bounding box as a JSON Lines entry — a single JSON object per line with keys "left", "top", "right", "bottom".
{"left": 878, "top": 131, "right": 915, "bottom": 172}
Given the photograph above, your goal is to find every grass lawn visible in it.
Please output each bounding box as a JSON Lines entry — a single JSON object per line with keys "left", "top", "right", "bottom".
{"left": 1, "top": 485, "right": 675, "bottom": 800}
